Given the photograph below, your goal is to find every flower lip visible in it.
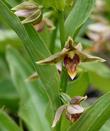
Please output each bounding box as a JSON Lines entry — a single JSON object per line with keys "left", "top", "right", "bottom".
{"left": 64, "top": 54, "right": 80, "bottom": 80}
{"left": 67, "top": 105, "right": 84, "bottom": 114}
{"left": 64, "top": 54, "right": 80, "bottom": 65}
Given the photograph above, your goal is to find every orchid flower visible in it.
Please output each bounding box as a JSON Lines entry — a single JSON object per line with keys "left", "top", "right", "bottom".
{"left": 36, "top": 37, "right": 105, "bottom": 79}
{"left": 12, "top": 1, "right": 42, "bottom": 24}
{"left": 33, "top": 18, "right": 55, "bottom": 32}
{"left": 52, "top": 95, "right": 87, "bottom": 128}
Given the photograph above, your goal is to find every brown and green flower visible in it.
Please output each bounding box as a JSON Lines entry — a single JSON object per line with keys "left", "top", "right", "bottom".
{"left": 36, "top": 37, "right": 105, "bottom": 79}
{"left": 52, "top": 95, "right": 87, "bottom": 128}
{"left": 12, "top": 1, "right": 42, "bottom": 24}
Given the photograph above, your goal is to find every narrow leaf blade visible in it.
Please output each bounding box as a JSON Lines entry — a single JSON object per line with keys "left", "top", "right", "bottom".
{"left": 6, "top": 47, "right": 51, "bottom": 131}
{"left": 65, "top": 0, "right": 95, "bottom": 38}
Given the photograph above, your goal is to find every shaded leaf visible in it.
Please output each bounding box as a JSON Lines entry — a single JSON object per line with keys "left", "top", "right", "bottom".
{"left": 0, "top": 79, "right": 19, "bottom": 111}
{"left": 0, "top": 111, "right": 21, "bottom": 131}
{"left": 6, "top": 47, "right": 51, "bottom": 131}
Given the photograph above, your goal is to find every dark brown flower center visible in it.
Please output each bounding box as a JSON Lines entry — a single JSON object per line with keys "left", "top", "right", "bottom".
{"left": 64, "top": 54, "right": 80, "bottom": 66}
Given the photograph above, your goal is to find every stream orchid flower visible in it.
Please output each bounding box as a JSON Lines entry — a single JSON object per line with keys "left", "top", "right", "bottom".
{"left": 36, "top": 37, "right": 105, "bottom": 79}
{"left": 12, "top": 1, "right": 42, "bottom": 24}
{"left": 52, "top": 96, "right": 87, "bottom": 128}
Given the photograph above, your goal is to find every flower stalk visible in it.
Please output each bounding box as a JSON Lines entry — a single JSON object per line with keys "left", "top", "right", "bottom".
{"left": 59, "top": 11, "right": 68, "bottom": 92}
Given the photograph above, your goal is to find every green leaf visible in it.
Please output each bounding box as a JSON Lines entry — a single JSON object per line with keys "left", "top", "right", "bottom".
{"left": 69, "top": 92, "right": 110, "bottom": 131}
{"left": 0, "top": 58, "right": 19, "bottom": 111}
{"left": 80, "top": 62, "right": 110, "bottom": 78}
{"left": 0, "top": 1, "right": 60, "bottom": 109}
{"left": 0, "top": 79, "right": 19, "bottom": 111}
{"left": 34, "top": 0, "right": 65, "bottom": 10}
{"left": 65, "top": 0, "right": 95, "bottom": 38}
{"left": 0, "top": 29, "right": 21, "bottom": 53}
{"left": 0, "top": 111, "right": 20, "bottom": 131}
{"left": 80, "top": 62, "right": 110, "bottom": 92}
{"left": 6, "top": 47, "right": 51, "bottom": 131}
{"left": 100, "top": 119, "right": 110, "bottom": 131}
{"left": 67, "top": 72, "right": 89, "bottom": 97}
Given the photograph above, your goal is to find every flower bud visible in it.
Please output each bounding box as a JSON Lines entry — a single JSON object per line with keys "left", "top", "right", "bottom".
{"left": 12, "top": 1, "right": 42, "bottom": 24}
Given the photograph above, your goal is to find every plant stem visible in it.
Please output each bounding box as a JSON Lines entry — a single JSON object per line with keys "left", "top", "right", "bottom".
{"left": 59, "top": 11, "right": 65, "bottom": 49}
{"left": 60, "top": 66, "right": 68, "bottom": 92}
{"left": 59, "top": 11, "right": 68, "bottom": 92}
{"left": 49, "top": 21, "right": 58, "bottom": 54}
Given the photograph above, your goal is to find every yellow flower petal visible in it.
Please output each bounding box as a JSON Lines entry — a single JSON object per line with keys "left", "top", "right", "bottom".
{"left": 67, "top": 105, "right": 84, "bottom": 114}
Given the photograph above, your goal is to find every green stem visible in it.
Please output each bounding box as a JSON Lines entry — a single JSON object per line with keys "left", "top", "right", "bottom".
{"left": 60, "top": 66, "right": 68, "bottom": 92}
{"left": 59, "top": 11, "right": 68, "bottom": 92}
{"left": 49, "top": 21, "right": 58, "bottom": 54}
{"left": 59, "top": 11, "right": 65, "bottom": 49}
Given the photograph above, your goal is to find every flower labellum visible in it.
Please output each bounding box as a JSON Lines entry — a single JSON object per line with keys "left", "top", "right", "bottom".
{"left": 52, "top": 96, "right": 87, "bottom": 128}
{"left": 64, "top": 54, "right": 80, "bottom": 80}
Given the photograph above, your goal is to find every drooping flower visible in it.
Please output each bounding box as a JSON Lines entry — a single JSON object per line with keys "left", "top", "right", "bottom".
{"left": 12, "top": 1, "right": 42, "bottom": 24}
{"left": 52, "top": 95, "right": 87, "bottom": 128}
{"left": 33, "top": 18, "right": 55, "bottom": 32}
{"left": 36, "top": 37, "right": 105, "bottom": 79}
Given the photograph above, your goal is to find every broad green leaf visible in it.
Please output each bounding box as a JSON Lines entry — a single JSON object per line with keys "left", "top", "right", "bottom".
{"left": 6, "top": 47, "right": 51, "bottom": 131}
{"left": 0, "top": 29, "right": 21, "bottom": 53}
{"left": 80, "top": 62, "right": 110, "bottom": 92}
{"left": 65, "top": 0, "right": 95, "bottom": 38}
{"left": 0, "top": 79, "right": 19, "bottom": 111}
{"left": 0, "top": 58, "right": 19, "bottom": 111}
{"left": 80, "top": 62, "right": 110, "bottom": 78}
{"left": 67, "top": 72, "right": 89, "bottom": 97}
{"left": 100, "top": 119, "right": 110, "bottom": 131}
{"left": 69, "top": 92, "right": 110, "bottom": 131}
{"left": 0, "top": 1, "right": 60, "bottom": 109}
{"left": 89, "top": 72, "right": 110, "bottom": 92}
{"left": 0, "top": 111, "right": 20, "bottom": 131}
